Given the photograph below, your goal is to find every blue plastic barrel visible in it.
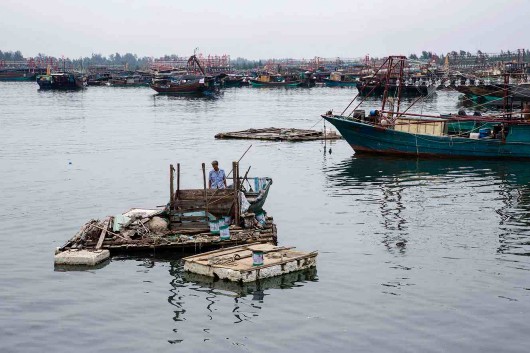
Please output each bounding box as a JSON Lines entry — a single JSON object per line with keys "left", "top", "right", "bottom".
{"left": 479, "top": 128, "right": 491, "bottom": 138}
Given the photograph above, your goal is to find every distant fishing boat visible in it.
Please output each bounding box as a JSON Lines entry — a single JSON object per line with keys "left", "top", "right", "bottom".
{"left": 249, "top": 74, "right": 300, "bottom": 87}
{"left": 109, "top": 74, "right": 150, "bottom": 87}
{"left": 36, "top": 72, "right": 86, "bottom": 90}
{"left": 222, "top": 74, "right": 244, "bottom": 88}
{"left": 298, "top": 71, "right": 317, "bottom": 87}
{"left": 323, "top": 71, "right": 359, "bottom": 87}
{"left": 87, "top": 73, "right": 111, "bottom": 86}
{"left": 0, "top": 68, "right": 37, "bottom": 81}
{"left": 357, "top": 75, "right": 436, "bottom": 96}
{"left": 150, "top": 76, "right": 217, "bottom": 95}
{"left": 323, "top": 56, "right": 530, "bottom": 159}
{"left": 455, "top": 81, "right": 530, "bottom": 103}
{"left": 151, "top": 53, "right": 220, "bottom": 94}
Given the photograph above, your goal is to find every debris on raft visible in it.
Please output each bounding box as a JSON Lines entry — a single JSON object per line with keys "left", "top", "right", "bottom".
{"left": 183, "top": 243, "right": 317, "bottom": 283}
{"left": 55, "top": 208, "right": 277, "bottom": 265}
{"left": 214, "top": 127, "right": 341, "bottom": 141}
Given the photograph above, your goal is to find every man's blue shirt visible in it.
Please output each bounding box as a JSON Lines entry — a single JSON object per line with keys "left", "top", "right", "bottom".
{"left": 209, "top": 169, "right": 226, "bottom": 189}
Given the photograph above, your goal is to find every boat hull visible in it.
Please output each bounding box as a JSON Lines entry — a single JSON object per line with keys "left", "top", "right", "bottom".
{"left": 150, "top": 81, "right": 206, "bottom": 94}
{"left": 36, "top": 74, "right": 86, "bottom": 90}
{"left": 324, "top": 115, "right": 530, "bottom": 159}
{"left": 249, "top": 80, "right": 301, "bottom": 87}
{"left": 222, "top": 78, "right": 243, "bottom": 88}
{"left": 323, "top": 79, "right": 357, "bottom": 87}
{"left": 357, "top": 84, "right": 435, "bottom": 96}
{"left": 0, "top": 69, "right": 38, "bottom": 81}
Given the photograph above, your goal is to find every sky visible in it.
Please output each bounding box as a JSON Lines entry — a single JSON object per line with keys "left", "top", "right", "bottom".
{"left": 0, "top": 0, "right": 528, "bottom": 59}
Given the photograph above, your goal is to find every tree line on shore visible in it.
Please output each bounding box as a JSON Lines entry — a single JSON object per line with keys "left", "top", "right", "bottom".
{"left": 0, "top": 50, "right": 263, "bottom": 70}
{"left": 2, "top": 49, "right": 529, "bottom": 70}
{"left": 408, "top": 49, "right": 530, "bottom": 63}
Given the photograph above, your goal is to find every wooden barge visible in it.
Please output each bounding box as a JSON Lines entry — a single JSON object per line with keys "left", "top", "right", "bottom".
{"left": 215, "top": 127, "right": 341, "bottom": 142}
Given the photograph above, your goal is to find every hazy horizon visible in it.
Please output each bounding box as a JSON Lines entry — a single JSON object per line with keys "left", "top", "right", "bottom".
{"left": 1, "top": 0, "right": 528, "bottom": 60}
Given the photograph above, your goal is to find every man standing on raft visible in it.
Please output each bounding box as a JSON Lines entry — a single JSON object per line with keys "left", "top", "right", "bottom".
{"left": 209, "top": 160, "right": 227, "bottom": 189}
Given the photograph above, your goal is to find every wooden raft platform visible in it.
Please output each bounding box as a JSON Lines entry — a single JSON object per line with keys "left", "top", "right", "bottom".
{"left": 183, "top": 243, "right": 318, "bottom": 283}
{"left": 215, "top": 127, "right": 341, "bottom": 142}
{"left": 56, "top": 213, "right": 277, "bottom": 258}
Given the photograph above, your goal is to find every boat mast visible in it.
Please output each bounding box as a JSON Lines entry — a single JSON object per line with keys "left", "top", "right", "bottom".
{"left": 381, "top": 55, "right": 406, "bottom": 121}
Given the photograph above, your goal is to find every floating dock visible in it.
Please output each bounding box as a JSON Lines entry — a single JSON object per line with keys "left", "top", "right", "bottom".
{"left": 182, "top": 243, "right": 317, "bottom": 283}
{"left": 215, "top": 127, "right": 341, "bottom": 142}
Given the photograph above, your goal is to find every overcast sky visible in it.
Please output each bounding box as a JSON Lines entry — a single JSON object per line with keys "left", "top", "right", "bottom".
{"left": 1, "top": 0, "right": 527, "bottom": 59}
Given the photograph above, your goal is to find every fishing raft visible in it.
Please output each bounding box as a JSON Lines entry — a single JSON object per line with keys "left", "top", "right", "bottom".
{"left": 215, "top": 127, "right": 341, "bottom": 142}
{"left": 55, "top": 161, "right": 277, "bottom": 266}
{"left": 55, "top": 209, "right": 277, "bottom": 261}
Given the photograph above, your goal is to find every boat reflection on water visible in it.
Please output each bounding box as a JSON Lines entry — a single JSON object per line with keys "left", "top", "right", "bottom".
{"left": 181, "top": 267, "right": 318, "bottom": 299}
{"left": 167, "top": 260, "right": 317, "bottom": 327}
{"left": 153, "top": 91, "right": 221, "bottom": 100}
{"left": 324, "top": 155, "right": 530, "bottom": 256}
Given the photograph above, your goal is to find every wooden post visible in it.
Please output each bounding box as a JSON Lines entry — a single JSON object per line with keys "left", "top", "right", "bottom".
{"left": 96, "top": 217, "right": 110, "bottom": 250}
{"left": 233, "top": 161, "right": 240, "bottom": 226}
{"left": 236, "top": 161, "right": 240, "bottom": 224}
{"left": 176, "top": 163, "right": 180, "bottom": 201}
{"left": 202, "top": 163, "right": 208, "bottom": 215}
{"left": 170, "top": 164, "right": 174, "bottom": 210}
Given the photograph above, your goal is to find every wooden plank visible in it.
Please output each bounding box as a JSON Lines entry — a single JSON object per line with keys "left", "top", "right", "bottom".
{"left": 177, "top": 189, "right": 233, "bottom": 199}
{"left": 170, "top": 222, "right": 209, "bottom": 228}
{"left": 95, "top": 218, "right": 111, "bottom": 250}
{"left": 174, "top": 200, "right": 208, "bottom": 207}
{"left": 170, "top": 215, "right": 209, "bottom": 222}
{"left": 238, "top": 252, "right": 318, "bottom": 273}
{"left": 170, "top": 224, "right": 210, "bottom": 230}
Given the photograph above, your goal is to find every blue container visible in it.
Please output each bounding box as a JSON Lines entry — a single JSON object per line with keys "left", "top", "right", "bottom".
{"left": 479, "top": 128, "right": 491, "bottom": 138}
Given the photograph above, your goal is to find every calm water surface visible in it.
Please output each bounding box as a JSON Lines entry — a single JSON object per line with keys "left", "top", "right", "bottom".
{"left": 1, "top": 83, "right": 530, "bottom": 352}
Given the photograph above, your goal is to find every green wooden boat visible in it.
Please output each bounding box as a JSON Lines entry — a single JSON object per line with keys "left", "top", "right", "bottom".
{"left": 0, "top": 69, "right": 36, "bottom": 81}
{"left": 324, "top": 55, "right": 530, "bottom": 159}
{"left": 249, "top": 74, "right": 300, "bottom": 87}
{"left": 323, "top": 113, "right": 530, "bottom": 159}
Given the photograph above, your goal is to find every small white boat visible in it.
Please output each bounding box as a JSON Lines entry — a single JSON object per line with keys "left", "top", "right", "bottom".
{"left": 182, "top": 243, "right": 317, "bottom": 283}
